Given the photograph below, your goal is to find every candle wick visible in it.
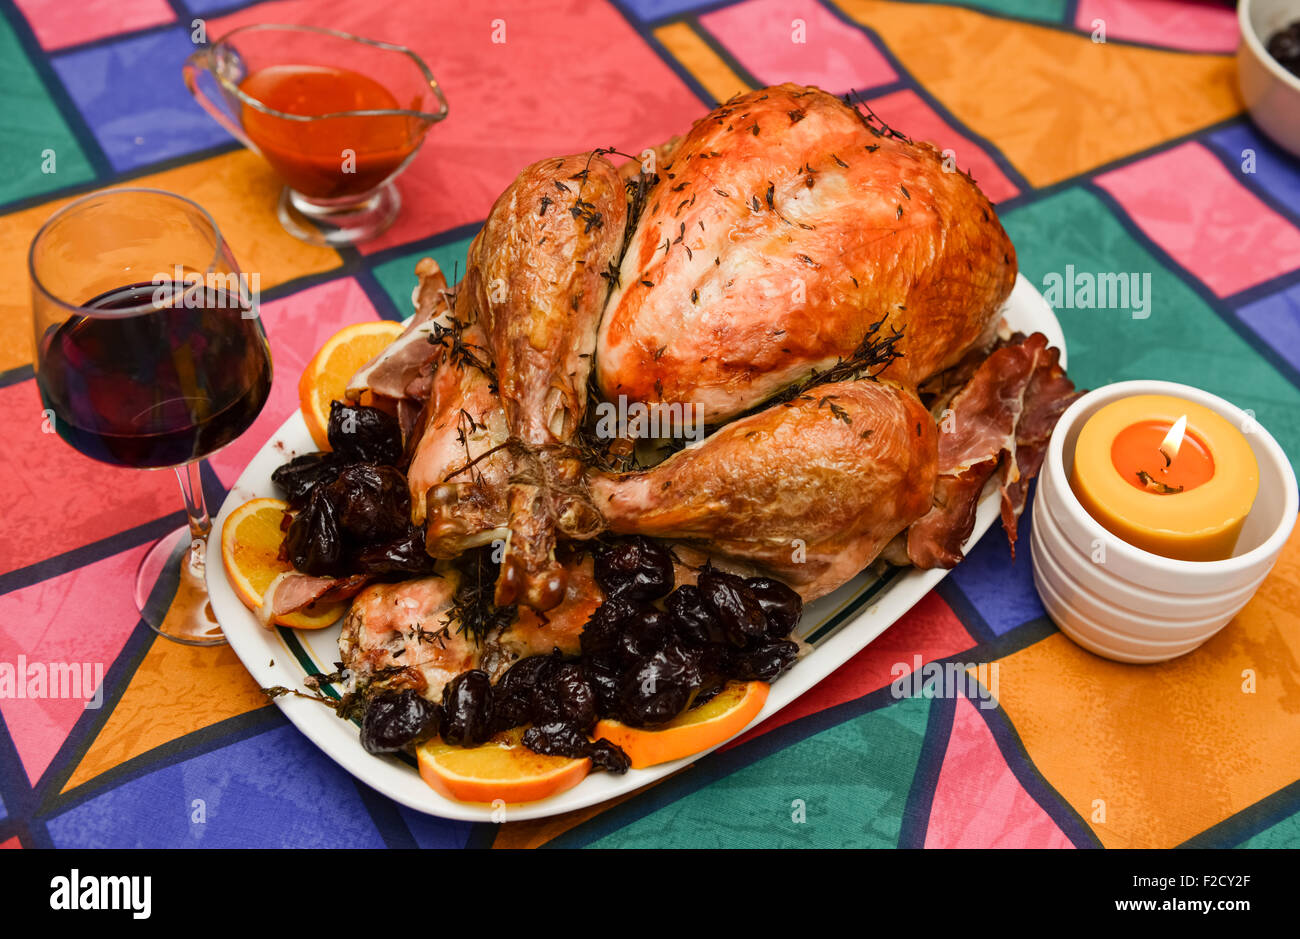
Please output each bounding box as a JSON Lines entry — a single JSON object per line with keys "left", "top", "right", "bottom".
{"left": 1136, "top": 469, "right": 1184, "bottom": 494}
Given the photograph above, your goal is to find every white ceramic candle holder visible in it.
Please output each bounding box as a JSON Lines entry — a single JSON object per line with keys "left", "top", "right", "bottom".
{"left": 1031, "top": 380, "right": 1298, "bottom": 663}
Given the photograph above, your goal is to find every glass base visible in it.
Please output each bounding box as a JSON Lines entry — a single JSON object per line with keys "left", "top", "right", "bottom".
{"left": 276, "top": 184, "right": 401, "bottom": 247}
{"left": 135, "top": 525, "right": 225, "bottom": 646}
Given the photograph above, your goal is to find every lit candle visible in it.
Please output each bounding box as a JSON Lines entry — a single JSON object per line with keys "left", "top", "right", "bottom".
{"left": 1070, "top": 394, "right": 1258, "bottom": 561}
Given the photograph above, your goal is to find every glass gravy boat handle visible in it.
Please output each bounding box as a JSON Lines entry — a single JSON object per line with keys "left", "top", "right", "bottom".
{"left": 425, "top": 74, "right": 450, "bottom": 125}
{"left": 183, "top": 47, "right": 260, "bottom": 154}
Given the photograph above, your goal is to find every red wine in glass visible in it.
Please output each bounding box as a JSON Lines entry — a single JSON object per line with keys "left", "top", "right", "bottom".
{"left": 29, "top": 187, "right": 275, "bottom": 646}
{"left": 37, "top": 281, "right": 272, "bottom": 469}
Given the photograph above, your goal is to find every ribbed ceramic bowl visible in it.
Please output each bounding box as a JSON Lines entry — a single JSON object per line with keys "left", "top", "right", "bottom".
{"left": 1031, "top": 380, "right": 1298, "bottom": 663}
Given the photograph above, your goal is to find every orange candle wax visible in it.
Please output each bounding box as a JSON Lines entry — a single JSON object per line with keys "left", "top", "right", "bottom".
{"left": 1111, "top": 419, "right": 1215, "bottom": 494}
{"left": 1070, "top": 395, "right": 1258, "bottom": 561}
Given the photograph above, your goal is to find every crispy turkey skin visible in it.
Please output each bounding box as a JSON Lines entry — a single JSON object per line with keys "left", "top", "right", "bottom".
{"left": 597, "top": 83, "right": 1016, "bottom": 423}
{"left": 590, "top": 378, "right": 938, "bottom": 599}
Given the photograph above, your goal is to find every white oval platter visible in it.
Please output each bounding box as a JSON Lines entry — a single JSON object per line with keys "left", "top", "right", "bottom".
{"left": 207, "top": 272, "right": 1064, "bottom": 822}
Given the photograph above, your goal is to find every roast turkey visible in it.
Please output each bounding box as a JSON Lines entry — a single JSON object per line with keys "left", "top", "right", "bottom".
{"left": 351, "top": 82, "right": 1077, "bottom": 616}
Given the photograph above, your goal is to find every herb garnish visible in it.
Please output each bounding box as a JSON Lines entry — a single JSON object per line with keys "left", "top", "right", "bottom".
{"left": 444, "top": 545, "right": 518, "bottom": 644}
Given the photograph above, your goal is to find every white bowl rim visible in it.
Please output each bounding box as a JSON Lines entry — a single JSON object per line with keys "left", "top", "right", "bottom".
{"left": 1044, "top": 379, "right": 1298, "bottom": 575}
{"left": 1239, "top": 0, "right": 1300, "bottom": 96}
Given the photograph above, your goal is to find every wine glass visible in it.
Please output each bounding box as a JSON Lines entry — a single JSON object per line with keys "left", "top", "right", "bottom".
{"left": 29, "top": 188, "right": 273, "bottom": 645}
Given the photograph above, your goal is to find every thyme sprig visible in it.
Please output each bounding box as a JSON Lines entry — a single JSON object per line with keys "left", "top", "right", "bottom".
{"left": 842, "top": 90, "right": 913, "bottom": 144}
{"left": 443, "top": 545, "right": 518, "bottom": 645}
{"left": 428, "top": 315, "right": 497, "bottom": 389}
{"left": 766, "top": 316, "right": 906, "bottom": 410}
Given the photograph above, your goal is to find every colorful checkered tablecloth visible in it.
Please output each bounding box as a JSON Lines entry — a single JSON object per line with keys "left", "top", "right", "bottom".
{"left": 2, "top": 0, "right": 1299, "bottom": 850}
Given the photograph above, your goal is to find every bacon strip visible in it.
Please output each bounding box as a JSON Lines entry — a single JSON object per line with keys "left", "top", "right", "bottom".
{"left": 263, "top": 572, "right": 372, "bottom": 624}
{"left": 346, "top": 258, "right": 449, "bottom": 407}
{"left": 907, "top": 332, "right": 1080, "bottom": 569}
{"left": 998, "top": 338, "right": 1080, "bottom": 544}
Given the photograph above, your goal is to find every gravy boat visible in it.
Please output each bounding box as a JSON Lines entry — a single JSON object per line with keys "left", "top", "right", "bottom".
{"left": 184, "top": 24, "right": 449, "bottom": 246}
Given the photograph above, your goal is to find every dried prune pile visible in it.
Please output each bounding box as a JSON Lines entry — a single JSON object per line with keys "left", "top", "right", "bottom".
{"left": 480, "top": 538, "right": 795, "bottom": 764}
{"left": 352, "top": 536, "right": 804, "bottom": 778}
{"left": 367, "top": 653, "right": 631, "bottom": 775}
{"left": 272, "top": 401, "right": 436, "bottom": 579}
{"left": 492, "top": 652, "right": 631, "bottom": 773}
{"left": 496, "top": 540, "right": 803, "bottom": 765}
{"left": 577, "top": 541, "right": 803, "bottom": 730}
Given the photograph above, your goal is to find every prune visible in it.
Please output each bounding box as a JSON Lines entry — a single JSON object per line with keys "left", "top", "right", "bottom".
{"left": 533, "top": 661, "right": 597, "bottom": 732}
{"left": 440, "top": 670, "right": 494, "bottom": 746}
{"left": 1268, "top": 21, "right": 1300, "bottom": 78}
{"left": 744, "top": 576, "right": 803, "bottom": 638}
{"left": 490, "top": 653, "right": 553, "bottom": 731}
{"left": 689, "top": 683, "right": 723, "bottom": 710}
{"left": 698, "top": 567, "right": 768, "bottom": 647}
{"left": 617, "top": 607, "right": 674, "bottom": 661}
{"left": 327, "top": 401, "right": 402, "bottom": 465}
{"left": 580, "top": 597, "right": 642, "bottom": 658}
{"left": 360, "top": 689, "right": 440, "bottom": 755}
{"left": 284, "top": 487, "right": 346, "bottom": 576}
{"left": 272, "top": 451, "right": 344, "bottom": 508}
{"left": 521, "top": 723, "right": 631, "bottom": 774}
{"left": 730, "top": 640, "right": 799, "bottom": 682}
{"left": 666, "top": 584, "right": 720, "bottom": 645}
{"left": 353, "top": 530, "right": 438, "bottom": 576}
{"left": 583, "top": 654, "right": 624, "bottom": 717}
{"left": 328, "top": 464, "right": 411, "bottom": 541}
{"left": 589, "top": 739, "right": 631, "bottom": 774}
{"left": 619, "top": 642, "right": 703, "bottom": 727}
{"left": 595, "top": 536, "right": 675, "bottom": 601}
{"left": 696, "top": 642, "right": 733, "bottom": 680}
{"left": 522, "top": 721, "right": 591, "bottom": 759}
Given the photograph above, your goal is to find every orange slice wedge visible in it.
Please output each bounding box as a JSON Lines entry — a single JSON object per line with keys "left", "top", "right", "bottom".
{"left": 298, "top": 320, "right": 405, "bottom": 450}
{"left": 593, "top": 680, "right": 769, "bottom": 769}
{"left": 417, "top": 728, "right": 591, "bottom": 804}
{"left": 219, "top": 497, "right": 345, "bottom": 630}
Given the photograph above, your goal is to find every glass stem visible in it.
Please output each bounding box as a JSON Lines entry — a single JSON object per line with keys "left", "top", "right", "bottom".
{"left": 175, "top": 460, "right": 211, "bottom": 578}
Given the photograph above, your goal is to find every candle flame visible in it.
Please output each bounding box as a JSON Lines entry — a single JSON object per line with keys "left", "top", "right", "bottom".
{"left": 1159, "top": 415, "right": 1187, "bottom": 468}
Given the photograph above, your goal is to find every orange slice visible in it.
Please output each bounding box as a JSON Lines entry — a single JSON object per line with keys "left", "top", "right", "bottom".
{"left": 298, "top": 320, "right": 405, "bottom": 450}
{"left": 219, "top": 497, "right": 346, "bottom": 630}
{"left": 417, "top": 728, "right": 591, "bottom": 804}
{"left": 593, "top": 680, "right": 769, "bottom": 769}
